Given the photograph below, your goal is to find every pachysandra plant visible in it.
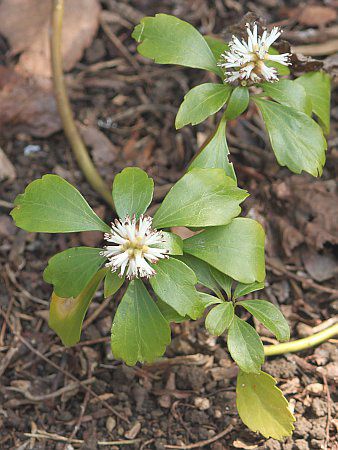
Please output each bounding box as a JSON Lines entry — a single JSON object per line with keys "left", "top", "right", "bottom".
{"left": 11, "top": 166, "right": 265, "bottom": 360}
{"left": 132, "top": 14, "right": 331, "bottom": 177}
{"left": 10, "top": 164, "right": 295, "bottom": 439}
{"left": 12, "top": 13, "right": 334, "bottom": 443}
{"left": 128, "top": 13, "right": 333, "bottom": 440}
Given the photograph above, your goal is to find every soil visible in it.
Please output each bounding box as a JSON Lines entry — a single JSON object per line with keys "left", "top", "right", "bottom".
{"left": 0, "top": 1, "right": 337, "bottom": 449}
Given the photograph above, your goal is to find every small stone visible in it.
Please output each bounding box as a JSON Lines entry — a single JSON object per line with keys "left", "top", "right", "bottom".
{"left": 311, "top": 398, "right": 327, "bottom": 417}
{"left": 106, "top": 416, "right": 116, "bottom": 432}
{"left": 265, "top": 439, "right": 281, "bottom": 450}
{"left": 310, "top": 439, "right": 324, "bottom": 449}
{"left": 24, "top": 144, "right": 41, "bottom": 155}
{"left": 306, "top": 383, "right": 324, "bottom": 395}
{"left": 125, "top": 421, "right": 141, "bottom": 439}
{"left": 293, "top": 439, "right": 309, "bottom": 450}
{"left": 214, "top": 409, "right": 222, "bottom": 419}
{"left": 309, "top": 419, "right": 326, "bottom": 440}
{"left": 194, "top": 397, "right": 210, "bottom": 411}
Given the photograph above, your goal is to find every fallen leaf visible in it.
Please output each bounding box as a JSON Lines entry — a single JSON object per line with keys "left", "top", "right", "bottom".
{"left": 274, "top": 177, "right": 338, "bottom": 250}
{"left": 78, "top": 123, "right": 118, "bottom": 167}
{"left": 0, "top": 148, "right": 16, "bottom": 182}
{"left": 298, "top": 6, "right": 337, "bottom": 27}
{"left": 302, "top": 248, "right": 337, "bottom": 282}
{"left": 0, "top": 0, "right": 101, "bottom": 78}
{"left": 0, "top": 67, "right": 61, "bottom": 137}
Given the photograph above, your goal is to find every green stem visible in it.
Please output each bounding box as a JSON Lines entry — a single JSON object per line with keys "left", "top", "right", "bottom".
{"left": 50, "top": 0, "right": 114, "bottom": 209}
{"left": 264, "top": 323, "right": 338, "bottom": 356}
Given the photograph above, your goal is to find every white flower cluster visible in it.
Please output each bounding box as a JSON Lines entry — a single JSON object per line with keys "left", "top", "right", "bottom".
{"left": 101, "top": 215, "right": 168, "bottom": 279}
{"left": 218, "top": 23, "right": 290, "bottom": 84}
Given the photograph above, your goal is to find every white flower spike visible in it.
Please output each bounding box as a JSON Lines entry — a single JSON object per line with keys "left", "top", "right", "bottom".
{"left": 101, "top": 215, "right": 168, "bottom": 279}
{"left": 218, "top": 23, "right": 291, "bottom": 84}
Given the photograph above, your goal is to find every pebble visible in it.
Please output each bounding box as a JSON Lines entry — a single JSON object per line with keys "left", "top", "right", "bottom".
{"left": 24, "top": 144, "right": 41, "bottom": 155}
{"left": 194, "top": 397, "right": 210, "bottom": 411}
{"left": 106, "top": 416, "right": 116, "bottom": 432}
{"left": 125, "top": 421, "right": 141, "bottom": 439}
{"left": 306, "top": 383, "right": 324, "bottom": 395}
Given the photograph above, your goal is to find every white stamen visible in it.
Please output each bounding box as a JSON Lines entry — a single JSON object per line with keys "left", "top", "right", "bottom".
{"left": 101, "top": 215, "right": 168, "bottom": 279}
{"left": 218, "top": 23, "right": 291, "bottom": 84}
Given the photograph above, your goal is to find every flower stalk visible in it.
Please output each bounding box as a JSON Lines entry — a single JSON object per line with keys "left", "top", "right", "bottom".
{"left": 264, "top": 323, "right": 338, "bottom": 356}
{"left": 50, "top": 0, "right": 114, "bottom": 208}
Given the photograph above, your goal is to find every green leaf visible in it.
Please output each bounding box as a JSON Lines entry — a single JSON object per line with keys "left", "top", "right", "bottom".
{"left": 104, "top": 270, "right": 124, "bottom": 298}
{"left": 236, "top": 370, "right": 295, "bottom": 440}
{"left": 261, "top": 79, "right": 312, "bottom": 115}
{"left": 10, "top": 175, "right": 110, "bottom": 233}
{"left": 111, "top": 280, "right": 171, "bottom": 365}
{"left": 184, "top": 217, "right": 266, "bottom": 284}
{"left": 227, "top": 316, "right": 264, "bottom": 373}
{"left": 113, "top": 167, "right": 154, "bottom": 220}
{"left": 210, "top": 267, "right": 233, "bottom": 299}
{"left": 149, "top": 258, "right": 203, "bottom": 319}
{"left": 254, "top": 98, "right": 327, "bottom": 177}
{"left": 49, "top": 269, "right": 106, "bottom": 346}
{"left": 239, "top": 300, "right": 290, "bottom": 342}
{"left": 153, "top": 168, "right": 248, "bottom": 229}
{"left": 132, "top": 14, "right": 220, "bottom": 76}
{"left": 176, "top": 254, "right": 222, "bottom": 295}
{"left": 198, "top": 292, "right": 222, "bottom": 308}
{"left": 175, "top": 83, "right": 232, "bottom": 129}
{"left": 44, "top": 247, "right": 106, "bottom": 298}
{"left": 203, "top": 36, "right": 228, "bottom": 62}
{"left": 157, "top": 298, "right": 188, "bottom": 323}
{"left": 205, "top": 302, "right": 234, "bottom": 336}
{"left": 156, "top": 231, "right": 183, "bottom": 255}
{"left": 295, "top": 71, "right": 331, "bottom": 134}
{"left": 224, "top": 86, "right": 250, "bottom": 120}
{"left": 188, "top": 115, "right": 236, "bottom": 181}
{"left": 233, "top": 281, "right": 265, "bottom": 300}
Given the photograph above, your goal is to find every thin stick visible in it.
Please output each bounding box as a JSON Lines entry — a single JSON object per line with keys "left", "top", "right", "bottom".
{"left": 0, "top": 308, "right": 128, "bottom": 424}
{"left": 264, "top": 323, "right": 338, "bottom": 356}
{"left": 164, "top": 424, "right": 233, "bottom": 449}
{"left": 23, "top": 430, "right": 141, "bottom": 446}
{"left": 50, "top": 0, "right": 114, "bottom": 208}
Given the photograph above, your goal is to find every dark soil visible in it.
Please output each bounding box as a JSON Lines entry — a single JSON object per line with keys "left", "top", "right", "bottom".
{"left": 0, "top": 1, "right": 337, "bottom": 449}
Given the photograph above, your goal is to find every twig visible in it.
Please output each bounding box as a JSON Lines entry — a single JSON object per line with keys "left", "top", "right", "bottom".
{"left": 6, "top": 377, "right": 95, "bottom": 402}
{"left": 0, "top": 342, "right": 19, "bottom": 377}
{"left": 322, "top": 374, "right": 332, "bottom": 450}
{"left": 266, "top": 258, "right": 338, "bottom": 296}
{"left": 23, "top": 430, "right": 141, "bottom": 446}
{"left": 0, "top": 199, "right": 14, "bottom": 209}
{"left": 0, "top": 308, "right": 129, "bottom": 423}
{"left": 83, "top": 296, "right": 112, "bottom": 330}
{"left": 100, "top": 19, "right": 140, "bottom": 70}
{"left": 50, "top": 0, "right": 114, "bottom": 208}
{"left": 164, "top": 424, "right": 233, "bottom": 449}
{"left": 264, "top": 323, "right": 338, "bottom": 356}
{"left": 292, "top": 39, "right": 338, "bottom": 56}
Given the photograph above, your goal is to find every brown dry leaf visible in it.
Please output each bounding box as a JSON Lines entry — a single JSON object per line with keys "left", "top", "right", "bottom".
{"left": 298, "top": 6, "right": 337, "bottom": 27}
{"left": 0, "top": 67, "right": 61, "bottom": 137}
{"left": 0, "top": 0, "right": 101, "bottom": 78}
{"left": 274, "top": 177, "right": 338, "bottom": 250}
{"left": 301, "top": 248, "right": 337, "bottom": 282}
{"left": 78, "top": 124, "right": 118, "bottom": 167}
{"left": 0, "top": 148, "right": 16, "bottom": 182}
